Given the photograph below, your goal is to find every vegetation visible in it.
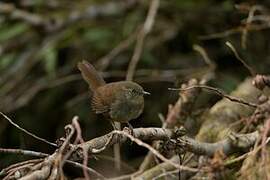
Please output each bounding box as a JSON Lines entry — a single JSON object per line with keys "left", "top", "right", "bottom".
{"left": 0, "top": 0, "right": 270, "bottom": 179}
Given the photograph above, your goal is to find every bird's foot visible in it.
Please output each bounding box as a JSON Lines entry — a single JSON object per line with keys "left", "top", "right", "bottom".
{"left": 122, "top": 123, "right": 134, "bottom": 145}
{"left": 123, "top": 122, "right": 134, "bottom": 136}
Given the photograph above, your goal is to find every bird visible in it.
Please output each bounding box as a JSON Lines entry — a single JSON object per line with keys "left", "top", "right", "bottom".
{"left": 77, "top": 60, "right": 150, "bottom": 130}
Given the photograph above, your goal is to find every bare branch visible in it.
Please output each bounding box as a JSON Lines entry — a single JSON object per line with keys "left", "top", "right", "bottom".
{"left": 179, "top": 131, "right": 259, "bottom": 157}
{"left": 169, "top": 85, "right": 258, "bottom": 108}
{"left": 193, "top": 44, "right": 216, "bottom": 70}
{"left": 0, "top": 148, "right": 48, "bottom": 158}
{"left": 111, "top": 130, "right": 199, "bottom": 173}
{"left": 225, "top": 41, "right": 256, "bottom": 76}
{"left": 126, "top": 0, "right": 160, "bottom": 81}
{"left": 0, "top": 112, "right": 57, "bottom": 147}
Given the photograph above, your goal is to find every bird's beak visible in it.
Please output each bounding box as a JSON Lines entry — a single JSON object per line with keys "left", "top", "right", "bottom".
{"left": 143, "top": 91, "right": 151, "bottom": 95}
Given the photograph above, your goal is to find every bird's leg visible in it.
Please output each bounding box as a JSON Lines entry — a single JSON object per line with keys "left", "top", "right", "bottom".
{"left": 110, "top": 121, "right": 121, "bottom": 171}
{"left": 110, "top": 120, "right": 118, "bottom": 130}
{"left": 126, "top": 122, "right": 134, "bottom": 136}
{"left": 127, "top": 122, "right": 133, "bottom": 130}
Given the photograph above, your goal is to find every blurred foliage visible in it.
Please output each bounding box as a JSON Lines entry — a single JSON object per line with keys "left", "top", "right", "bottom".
{"left": 0, "top": 0, "right": 270, "bottom": 177}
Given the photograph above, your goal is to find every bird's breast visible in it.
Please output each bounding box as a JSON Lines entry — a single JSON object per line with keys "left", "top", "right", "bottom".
{"left": 109, "top": 96, "right": 144, "bottom": 123}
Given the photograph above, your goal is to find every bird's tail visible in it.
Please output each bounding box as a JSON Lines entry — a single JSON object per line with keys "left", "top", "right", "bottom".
{"left": 77, "top": 60, "right": 106, "bottom": 91}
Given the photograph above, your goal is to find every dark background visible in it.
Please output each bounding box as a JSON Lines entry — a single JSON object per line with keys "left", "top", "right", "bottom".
{"left": 0, "top": 0, "right": 270, "bottom": 176}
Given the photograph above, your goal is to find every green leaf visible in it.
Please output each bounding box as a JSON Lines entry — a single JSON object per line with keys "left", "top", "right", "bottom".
{"left": 0, "top": 23, "right": 29, "bottom": 42}
{"left": 0, "top": 53, "right": 16, "bottom": 70}
{"left": 83, "top": 28, "right": 114, "bottom": 50}
{"left": 42, "top": 47, "right": 57, "bottom": 77}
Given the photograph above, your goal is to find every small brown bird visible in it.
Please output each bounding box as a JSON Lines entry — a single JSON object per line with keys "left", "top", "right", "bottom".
{"left": 78, "top": 60, "right": 149, "bottom": 129}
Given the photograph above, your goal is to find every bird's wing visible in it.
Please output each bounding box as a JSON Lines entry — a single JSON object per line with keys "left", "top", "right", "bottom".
{"left": 91, "top": 92, "right": 110, "bottom": 114}
{"left": 91, "top": 83, "right": 121, "bottom": 115}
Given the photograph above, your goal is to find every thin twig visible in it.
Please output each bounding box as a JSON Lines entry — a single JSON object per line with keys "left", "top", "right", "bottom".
{"left": 225, "top": 137, "right": 270, "bottom": 166}
{"left": 112, "top": 130, "right": 199, "bottom": 173}
{"left": 168, "top": 85, "right": 258, "bottom": 108}
{"left": 72, "top": 117, "right": 90, "bottom": 180}
{"left": 0, "top": 147, "right": 105, "bottom": 179}
{"left": 126, "top": 0, "right": 160, "bottom": 81}
{"left": 241, "top": 5, "right": 264, "bottom": 49}
{"left": 0, "top": 148, "right": 48, "bottom": 157}
{"left": 0, "top": 159, "right": 43, "bottom": 177}
{"left": 59, "top": 124, "right": 76, "bottom": 168}
{"left": 225, "top": 41, "right": 256, "bottom": 76}
{"left": 0, "top": 112, "right": 57, "bottom": 147}
{"left": 193, "top": 44, "right": 216, "bottom": 70}
{"left": 199, "top": 24, "right": 270, "bottom": 40}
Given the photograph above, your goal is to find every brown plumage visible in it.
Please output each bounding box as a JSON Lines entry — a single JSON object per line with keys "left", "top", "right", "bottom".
{"left": 77, "top": 61, "right": 106, "bottom": 91}
{"left": 78, "top": 60, "right": 149, "bottom": 125}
